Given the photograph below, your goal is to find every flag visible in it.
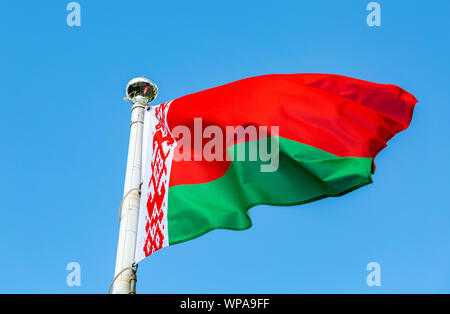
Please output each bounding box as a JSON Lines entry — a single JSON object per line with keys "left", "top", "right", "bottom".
{"left": 134, "top": 74, "right": 417, "bottom": 262}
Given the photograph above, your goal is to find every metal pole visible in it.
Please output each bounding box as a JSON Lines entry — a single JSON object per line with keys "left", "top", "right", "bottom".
{"left": 112, "top": 77, "right": 158, "bottom": 294}
{"left": 112, "top": 100, "right": 145, "bottom": 294}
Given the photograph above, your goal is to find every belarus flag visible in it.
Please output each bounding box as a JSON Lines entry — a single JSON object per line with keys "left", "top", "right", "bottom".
{"left": 134, "top": 74, "right": 417, "bottom": 263}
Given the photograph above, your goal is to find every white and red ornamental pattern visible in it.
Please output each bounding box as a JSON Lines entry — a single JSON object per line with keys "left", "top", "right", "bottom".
{"left": 135, "top": 101, "right": 176, "bottom": 263}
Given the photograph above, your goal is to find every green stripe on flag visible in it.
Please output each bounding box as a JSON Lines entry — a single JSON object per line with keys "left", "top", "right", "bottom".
{"left": 167, "top": 136, "right": 373, "bottom": 245}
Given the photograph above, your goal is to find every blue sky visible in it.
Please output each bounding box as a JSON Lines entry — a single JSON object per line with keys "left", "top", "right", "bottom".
{"left": 0, "top": 1, "right": 449, "bottom": 293}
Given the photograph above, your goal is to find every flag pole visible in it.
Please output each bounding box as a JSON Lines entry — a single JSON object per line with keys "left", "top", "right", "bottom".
{"left": 112, "top": 77, "right": 158, "bottom": 294}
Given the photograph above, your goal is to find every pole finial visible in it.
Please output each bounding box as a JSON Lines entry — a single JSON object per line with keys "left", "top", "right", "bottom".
{"left": 125, "top": 77, "right": 158, "bottom": 105}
